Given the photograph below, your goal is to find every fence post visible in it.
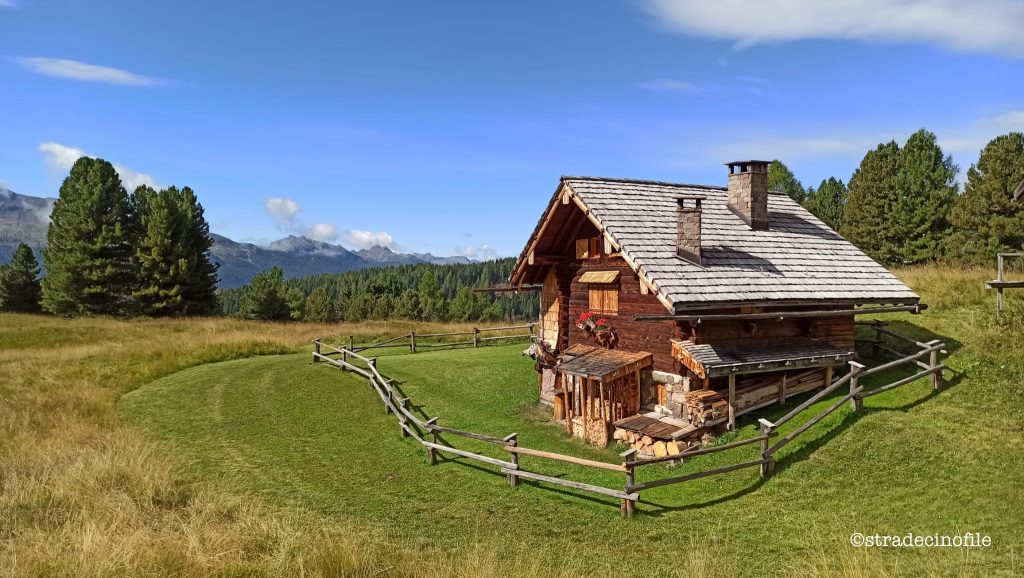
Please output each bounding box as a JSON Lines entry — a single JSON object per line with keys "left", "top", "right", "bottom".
{"left": 929, "top": 345, "right": 943, "bottom": 389}
{"left": 621, "top": 448, "right": 637, "bottom": 518}
{"left": 997, "top": 254, "right": 1005, "bottom": 314}
{"left": 727, "top": 372, "right": 737, "bottom": 430}
{"left": 425, "top": 418, "right": 438, "bottom": 464}
{"left": 758, "top": 419, "right": 774, "bottom": 478}
{"left": 849, "top": 361, "right": 865, "bottom": 411}
{"left": 313, "top": 338, "right": 320, "bottom": 363}
{"left": 473, "top": 327, "right": 479, "bottom": 348}
{"left": 410, "top": 331, "right": 416, "bottom": 353}
{"left": 399, "top": 398, "right": 411, "bottom": 438}
{"left": 504, "top": 433, "right": 519, "bottom": 487}
{"left": 529, "top": 322, "right": 536, "bottom": 337}
{"left": 348, "top": 335, "right": 354, "bottom": 353}
{"left": 872, "top": 322, "right": 882, "bottom": 359}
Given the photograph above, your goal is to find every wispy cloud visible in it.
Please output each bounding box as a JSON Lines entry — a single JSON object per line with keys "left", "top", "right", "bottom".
{"left": 455, "top": 244, "right": 499, "bottom": 261}
{"left": 637, "top": 76, "right": 776, "bottom": 97}
{"left": 263, "top": 196, "right": 395, "bottom": 249}
{"left": 641, "top": 0, "right": 1024, "bottom": 58}
{"left": 1, "top": 1, "right": 18, "bottom": 8}
{"left": 637, "top": 79, "right": 702, "bottom": 94}
{"left": 16, "top": 57, "right": 165, "bottom": 86}
{"left": 39, "top": 141, "right": 159, "bottom": 191}
{"left": 938, "top": 108, "right": 1024, "bottom": 155}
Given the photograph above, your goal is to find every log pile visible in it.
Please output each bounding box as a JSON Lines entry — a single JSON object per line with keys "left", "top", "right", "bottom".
{"left": 612, "top": 428, "right": 696, "bottom": 458}
{"left": 684, "top": 368, "right": 830, "bottom": 425}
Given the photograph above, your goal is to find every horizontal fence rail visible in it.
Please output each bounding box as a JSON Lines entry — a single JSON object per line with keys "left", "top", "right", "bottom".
{"left": 343, "top": 324, "right": 537, "bottom": 355}
{"left": 310, "top": 324, "right": 947, "bottom": 517}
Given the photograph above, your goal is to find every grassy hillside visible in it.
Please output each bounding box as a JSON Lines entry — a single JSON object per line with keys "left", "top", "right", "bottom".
{"left": 3, "top": 265, "right": 1023, "bottom": 576}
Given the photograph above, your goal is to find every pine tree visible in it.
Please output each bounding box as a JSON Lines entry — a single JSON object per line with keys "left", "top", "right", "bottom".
{"left": 132, "top": 185, "right": 220, "bottom": 316}
{"left": 803, "top": 177, "right": 848, "bottom": 231}
{"left": 42, "top": 157, "right": 136, "bottom": 316}
{"left": 892, "top": 129, "right": 958, "bottom": 263}
{"left": 304, "top": 286, "right": 337, "bottom": 322}
{"left": 238, "top": 267, "right": 291, "bottom": 320}
{"left": 0, "top": 243, "right": 43, "bottom": 312}
{"left": 840, "top": 141, "right": 901, "bottom": 263}
{"left": 944, "top": 132, "right": 1024, "bottom": 262}
{"left": 418, "top": 271, "right": 445, "bottom": 321}
{"left": 395, "top": 289, "right": 422, "bottom": 319}
{"left": 767, "top": 160, "right": 805, "bottom": 204}
{"left": 132, "top": 186, "right": 187, "bottom": 315}
{"left": 177, "top": 187, "right": 220, "bottom": 315}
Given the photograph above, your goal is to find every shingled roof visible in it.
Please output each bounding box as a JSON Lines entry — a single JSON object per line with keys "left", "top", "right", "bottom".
{"left": 512, "top": 175, "right": 919, "bottom": 313}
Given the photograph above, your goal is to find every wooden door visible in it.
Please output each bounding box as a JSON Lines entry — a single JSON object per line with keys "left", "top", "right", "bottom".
{"left": 541, "top": 268, "right": 559, "bottom": 348}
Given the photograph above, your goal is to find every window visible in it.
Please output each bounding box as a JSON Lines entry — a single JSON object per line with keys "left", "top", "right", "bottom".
{"left": 575, "top": 237, "right": 601, "bottom": 259}
{"left": 575, "top": 238, "right": 589, "bottom": 259}
{"left": 588, "top": 285, "right": 619, "bottom": 314}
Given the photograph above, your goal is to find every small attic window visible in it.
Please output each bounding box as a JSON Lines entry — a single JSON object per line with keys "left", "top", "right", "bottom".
{"left": 575, "top": 237, "right": 601, "bottom": 259}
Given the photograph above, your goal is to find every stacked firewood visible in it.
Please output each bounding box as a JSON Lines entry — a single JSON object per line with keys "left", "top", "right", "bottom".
{"left": 684, "top": 390, "right": 729, "bottom": 425}
{"left": 684, "top": 368, "right": 829, "bottom": 425}
{"left": 612, "top": 428, "right": 696, "bottom": 458}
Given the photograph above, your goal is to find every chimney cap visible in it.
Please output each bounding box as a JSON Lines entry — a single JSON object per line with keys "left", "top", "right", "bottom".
{"left": 674, "top": 193, "right": 707, "bottom": 201}
{"left": 724, "top": 160, "right": 771, "bottom": 167}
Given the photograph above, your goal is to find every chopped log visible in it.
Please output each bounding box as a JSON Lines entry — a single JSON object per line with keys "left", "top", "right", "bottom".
{"left": 652, "top": 441, "right": 668, "bottom": 458}
{"left": 640, "top": 435, "right": 654, "bottom": 447}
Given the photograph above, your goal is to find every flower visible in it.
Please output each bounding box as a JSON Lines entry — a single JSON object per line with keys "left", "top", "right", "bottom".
{"left": 596, "top": 318, "right": 608, "bottom": 326}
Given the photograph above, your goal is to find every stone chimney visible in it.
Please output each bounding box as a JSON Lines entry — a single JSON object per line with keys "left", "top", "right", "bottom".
{"left": 676, "top": 194, "right": 705, "bottom": 266}
{"left": 726, "top": 160, "right": 770, "bottom": 230}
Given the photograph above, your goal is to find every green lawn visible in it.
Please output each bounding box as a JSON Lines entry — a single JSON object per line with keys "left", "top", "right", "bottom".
{"left": 120, "top": 304, "right": 1024, "bottom": 577}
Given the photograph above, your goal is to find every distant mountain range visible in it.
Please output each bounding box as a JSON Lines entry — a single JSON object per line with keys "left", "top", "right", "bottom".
{"left": 0, "top": 186, "right": 472, "bottom": 288}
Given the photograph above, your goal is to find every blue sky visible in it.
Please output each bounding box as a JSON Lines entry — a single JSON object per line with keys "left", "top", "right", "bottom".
{"left": 3, "top": 0, "right": 1023, "bottom": 258}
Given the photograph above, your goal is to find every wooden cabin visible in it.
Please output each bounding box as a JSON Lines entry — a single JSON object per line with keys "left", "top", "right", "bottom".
{"left": 511, "top": 161, "right": 921, "bottom": 453}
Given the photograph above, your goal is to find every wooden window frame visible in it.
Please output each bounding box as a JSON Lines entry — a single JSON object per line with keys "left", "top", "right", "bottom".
{"left": 575, "top": 237, "right": 602, "bottom": 260}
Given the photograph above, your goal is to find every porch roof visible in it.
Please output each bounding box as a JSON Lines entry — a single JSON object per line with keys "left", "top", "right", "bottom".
{"left": 556, "top": 344, "right": 653, "bottom": 382}
{"left": 672, "top": 337, "right": 854, "bottom": 379}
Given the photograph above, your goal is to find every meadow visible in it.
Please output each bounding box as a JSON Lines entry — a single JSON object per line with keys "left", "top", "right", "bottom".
{"left": 2, "top": 266, "right": 1023, "bottom": 577}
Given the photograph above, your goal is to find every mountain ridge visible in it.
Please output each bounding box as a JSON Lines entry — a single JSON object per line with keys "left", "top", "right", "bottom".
{"left": 0, "top": 187, "right": 474, "bottom": 288}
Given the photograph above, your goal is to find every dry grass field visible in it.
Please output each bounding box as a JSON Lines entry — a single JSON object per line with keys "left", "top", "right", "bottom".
{"left": 2, "top": 265, "right": 1023, "bottom": 577}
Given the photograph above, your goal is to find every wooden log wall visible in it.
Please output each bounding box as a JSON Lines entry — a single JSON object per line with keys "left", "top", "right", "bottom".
{"left": 564, "top": 254, "right": 677, "bottom": 372}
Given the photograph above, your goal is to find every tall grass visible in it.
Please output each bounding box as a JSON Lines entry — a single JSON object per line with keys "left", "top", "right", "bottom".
{"left": 0, "top": 316, "right": 592, "bottom": 577}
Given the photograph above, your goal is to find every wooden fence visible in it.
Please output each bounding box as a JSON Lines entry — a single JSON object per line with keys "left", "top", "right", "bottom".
{"left": 986, "top": 252, "right": 1024, "bottom": 314}
{"left": 333, "top": 324, "right": 536, "bottom": 355}
{"left": 311, "top": 329, "right": 946, "bottom": 517}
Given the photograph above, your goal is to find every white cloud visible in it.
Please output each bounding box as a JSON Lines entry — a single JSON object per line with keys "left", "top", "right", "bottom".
{"left": 343, "top": 229, "right": 394, "bottom": 250}
{"left": 264, "top": 196, "right": 302, "bottom": 230}
{"left": 305, "top": 223, "right": 339, "bottom": 242}
{"left": 455, "top": 244, "right": 499, "bottom": 261}
{"left": 16, "top": 57, "right": 165, "bottom": 86}
{"left": 641, "top": 0, "right": 1024, "bottom": 58}
{"left": 262, "top": 196, "right": 395, "bottom": 249}
{"left": 1, "top": 1, "right": 17, "bottom": 8}
{"left": 38, "top": 141, "right": 159, "bottom": 191}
